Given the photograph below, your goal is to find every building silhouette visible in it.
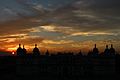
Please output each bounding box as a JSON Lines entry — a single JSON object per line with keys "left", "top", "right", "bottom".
{"left": 22, "top": 45, "right": 27, "bottom": 55}
{"left": 104, "top": 45, "right": 110, "bottom": 56}
{"left": 17, "top": 44, "right": 24, "bottom": 56}
{"left": 13, "top": 44, "right": 117, "bottom": 79}
{"left": 109, "top": 44, "right": 115, "bottom": 56}
{"left": 33, "top": 44, "right": 40, "bottom": 56}
{"left": 45, "top": 50, "right": 50, "bottom": 56}
{"left": 92, "top": 44, "right": 99, "bottom": 56}
{"left": 78, "top": 50, "right": 83, "bottom": 56}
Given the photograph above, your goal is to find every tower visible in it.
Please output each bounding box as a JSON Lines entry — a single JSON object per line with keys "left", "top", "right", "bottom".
{"left": 92, "top": 44, "right": 99, "bottom": 56}
{"left": 16, "top": 44, "right": 23, "bottom": 56}
{"left": 23, "top": 45, "right": 27, "bottom": 55}
{"left": 104, "top": 45, "right": 110, "bottom": 56}
{"left": 78, "top": 50, "right": 83, "bottom": 56}
{"left": 109, "top": 44, "right": 115, "bottom": 56}
{"left": 33, "top": 44, "right": 40, "bottom": 56}
{"left": 45, "top": 50, "right": 50, "bottom": 56}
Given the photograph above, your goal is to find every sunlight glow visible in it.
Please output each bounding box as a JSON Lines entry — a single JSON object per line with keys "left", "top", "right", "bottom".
{"left": 7, "top": 47, "right": 17, "bottom": 52}
{"left": 12, "top": 52, "right": 15, "bottom": 55}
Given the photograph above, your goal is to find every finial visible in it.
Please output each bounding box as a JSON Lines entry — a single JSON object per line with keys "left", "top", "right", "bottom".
{"left": 106, "top": 45, "right": 108, "bottom": 48}
{"left": 23, "top": 45, "right": 25, "bottom": 48}
{"left": 35, "top": 44, "right": 37, "bottom": 47}
{"left": 111, "top": 44, "right": 113, "bottom": 48}
{"left": 19, "top": 44, "right": 21, "bottom": 47}
{"left": 95, "top": 44, "right": 96, "bottom": 48}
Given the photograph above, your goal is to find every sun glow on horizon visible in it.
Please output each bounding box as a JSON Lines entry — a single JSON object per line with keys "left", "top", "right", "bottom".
{"left": 7, "top": 47, "right": 17, "bottom": 52}
{"left": 12, "top": 51, "right": 15, "bottom": 55}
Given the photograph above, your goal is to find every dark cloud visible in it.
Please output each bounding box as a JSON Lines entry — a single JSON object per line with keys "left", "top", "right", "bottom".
{"left": 0, "top": 15, "right": 49, "bottom": 36}
{"left": 43, "top": 0, "right": 120, "bottom": 33}
{"left": 0, "top": 0, "right": 119, "bottom": 41}
{"left": 1, "top": 0, "right": 119, "bottom": 31}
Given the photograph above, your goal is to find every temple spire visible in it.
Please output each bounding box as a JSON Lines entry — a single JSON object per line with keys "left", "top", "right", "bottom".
{"left": 92, "top": 44, "right": 99, "bottom": 56}
{"left": 33, "top": 44, "right": 40, "bottom": 56}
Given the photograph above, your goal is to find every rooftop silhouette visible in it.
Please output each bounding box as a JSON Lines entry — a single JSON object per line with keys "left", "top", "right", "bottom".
{"left": 33, "top": 44, "right": 40, "bottom": 56}
{"left": 16, "top": 44, "right": 116, "bottom": 57}
{"left": 0, "top": 44, "right": 119, "bottom": 79}
{"left": 17, "top": 44, "right": 23, "bottom": 56}
{"left": 15, "top": 43, "right": 117, "bottom": 79}
{"left": 92, "top": 44, "right": 99, "bottom": 56}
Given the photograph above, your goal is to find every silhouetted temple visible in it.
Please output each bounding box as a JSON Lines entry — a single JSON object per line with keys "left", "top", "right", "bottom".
{"left": 109, "top": 44, "right": 115, "bottom": 56}
{"left": 17, "top": 44, "right": 24, "bottom": 56}
{"left": 92, "top": 44, "right": 99, "bottom": 56}
{"left": 22, "top": 45, "right": 27, "bottom": 55}
{"left": 45, "top": 50, "right": 50, "bottom": 56}
{"left": 104, "top": 45, "right": 109, "bottom": 56}
{"left": 78, "top": 50, "right": 83, "bottom": 56}
{"left": 16, "top": 44, "right": 27, "bottom": 56}
{"left": 15, "top": 44, "right": 117, "bottom": 79}
{"left": 0, "top": 43, "right": 118, "bottom": 79}
{"left": 33, "top": 44, "right": 40, "bottom": 56}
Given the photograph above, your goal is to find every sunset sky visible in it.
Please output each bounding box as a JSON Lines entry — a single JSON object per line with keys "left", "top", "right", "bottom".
{"left": 0, "top": 0, "right": 120, "bottom": 54}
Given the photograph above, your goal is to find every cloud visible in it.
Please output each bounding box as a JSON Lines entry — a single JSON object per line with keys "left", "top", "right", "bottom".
{"left": 70, "top": 32, "right": 117, "bottom": 36}
{"left": 0, "top": 0, "right": 119, "bottom": 38}
{"left": 44, "top": 0, "right": 120, "bottom": 33}
{"left": 26, "top": 24, "right": 119, "bottom": 42}
{"left": 42, "top": 40, "right": 74, "bottom": 45}
{"left": 0, "top": 34, "right": 27, "bottom": 39}
{"left": 0, "top": 15, "right": 48, "bottom": 36}
{"left": 40, "top": 25, "right": 56, "bottom": 32}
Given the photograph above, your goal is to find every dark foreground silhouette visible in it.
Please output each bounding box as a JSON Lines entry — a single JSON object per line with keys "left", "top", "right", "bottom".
{"left": 0, "top": 44, "right": 119, "bottom": 80}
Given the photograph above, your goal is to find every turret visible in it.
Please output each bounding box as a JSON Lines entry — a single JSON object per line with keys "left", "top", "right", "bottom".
{"left": 33, "top": 44, "right": 40, "bottom": 56}
{"left": 17, "top": 44, "right": 23, "bottom": 56}
{"left": 104, "top": 45, "right": 110, "bottom": 56}
{"left": 23, "top": 45, "right": 27, "bottom": 55}
{"left": 45, "top": 50, "right": 50, "bottom": 56}
{"left": 92, "top": 44, "right": 99, "bottom": 56}
{"left": 109, "top": 44, "right": 115, "bottom": 56}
